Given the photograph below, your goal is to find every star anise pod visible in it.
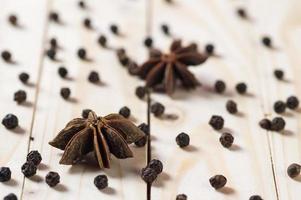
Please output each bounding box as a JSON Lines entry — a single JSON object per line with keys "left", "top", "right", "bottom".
{"left": 137, "top": 40, "right": 207, "bottom": 95}
{"left": 49, "top": 111, "right": 144, "bottom": 169}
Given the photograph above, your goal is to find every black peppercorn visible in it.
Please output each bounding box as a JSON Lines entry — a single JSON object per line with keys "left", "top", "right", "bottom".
{"left": 58, "top": 66, "right": 68, "bottom": 78}
{"left": 287, "top": 163, "right": 301, "bottom": 178}
{"left": 236, "top": 8, "right": 247, "bottom": 19}
{"left": 148, "top": 159, "right": 163, "bottom": 174}
{"left": 286, "top": 96, "right": 299, "bottom": 110}
{"left": 27, "top": 150, "right": 42, "bottom": 166}
{"left": 49, "top": 11, "right": 59, "bottom": 23}
{"left": 176, "top": 132, "right": 190, "bottom": 148}
{"left": 209, "top": 115, "right": 224, "bottom": 130}
{"left": 214, "top": 80, "right": 226, "bottom": 93}
{"left": 0, "top": 167, "right": 11, "bottom": 182}
{"left": 135, "top": 123, "right": 149, "bottom": 147}
{"left": 119, "top": 106, "right": 131, "bottom": 118}
{"left": 226, "top": 100, "right": 238, "bottom": 114}
{"left": 50, "top": 38, "right": 58, "bottom": 49}
{"left": 14, "top": 90, "right": 27, "bottom": 104}
{"left": 98, "top": 35, "right": 107, "bottom": 47}
{"left": 135, "top": 86, "right": 146, "bottom": 99}
{"left": 273, "top": 100, "right": 286, "bottom": 114}
{"left": 271, "top": 117, "right": 285, "bottom": 131}
{"left": 21, "top": 161, "right": 37, "bottom": 177}
{"left": 141, "top": 167, "right": 157, "bottom": 184}
{"left": 60, "top": 87, "right": 71, "bottom": 100}
{"left": 274, "top": 69, "right": 284, "bottom": 80}
{"left": 151, "top": 102, "right": 165, "bottom": 117}
{"left": 219, "top": 133, "right": 234, "bottom": 148}
{"left": 236, "top": 82, "right": 247, "bottom": 94}
{"left": 209, "top": 174, "right": 227, "bottom": 189}
{"left": 19, "top": 72, "right": 29, "bottom": 84}
{"left": 205, "top": 44, "right": 214, "bottom": 55}
{"left": 46, "top": 48, "right": 56, "bottom": 60}
{"left": 2, "top": 114, "right": 18, "bottom": 129}
{"left": 110, "top": 24, "right": 119, "bottom": 35}
{"left": 94, "top": 175, "right": 108, "bottom": 190}
{"left": 1, "top": 50, "right": 12, "bottom": 62}
{"left": 46, "top": 171, "right": 60, "bottom": 187}
{"left": 161, "top": 24, "right": 170, "bottom": 36}
{"left": 88, "top": 71, "right": 100, "bottom": 83}
{"left": 176, "top": 194, "right": 187, "bottom": 200}
{"left": 3, "top": 193, "right": 17, "bottom": 200}
{"left": 259, "top": 118, "right": 271, "bottom": 130}
{"left": 83, "top": 18, "right": 92, "bottom": 29}
{"left": 116, "top": 49, "right": 130, "bottom": 66}
{"left": 138, "top": 123, "right": 150, "bottom": 135}
{"left": 77, "top": 48, "right": 87, "bottom": 60}
{"left": 144, "top": 37, "right": 153, "bottom": 48}
{"left": 128, "top": 62, "right": 139, "bottom": 75}
{"left": 249, "top": 195, "right": 263, "bottom": 200}
{"left": 262, "top": 36, "right": 272, "bottom": 48}
{"left": 78, "top": 1, "right": 86, "bottom": 9}
{"left": 82, "top": 109, "right": 92, "bottom": 119}
{"left": 8, "top": 14, "right": 18, "bottom": 26}
{"left": 134, "top": 135, "right": 147, "bottom": 147}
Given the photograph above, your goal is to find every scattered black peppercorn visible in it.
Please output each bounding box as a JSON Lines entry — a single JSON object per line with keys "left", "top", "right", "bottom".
{"left": 214, "top": 80, "right": 226, "bottom": 94}
{"left": 271, "top": 117, "right": 285, "bottom": 131}
{"left": 286, "top": 96, "right": 299, "bottom": 110}
{"left": 50, "top": 38, "right": 58, "bottom": 49}
{"left": 116, "top": 49, "right": 130, "bottom": 66}
{"left": 45, "top": 171, "right": 60, "bottom": 187}
{"left": 226, "top": 100, "right": 238, "bottom": 114}
{"left": 273, "top": 100, "right": 286, "bottom": 114}
{"left": 151, "top": 102, "right": 165, "bottom": 117}
{"left": 94, "top": 175, "right": 108, "bottom": 190}
{"left": 135, "top": 123, "right": 149, "bottom": 147}
{"left": 205, "top": 44, "right": 214, "bottom": 55}
{"left": 176, "top": 194, "right": 187, "bottom": 200}
{"left": 0, "top": 167, "right": 11, "bottom": 182}
{"left": 77, "top": 48, "right": 87, "bottom": 60}
{"left": 219, "top": 133, "right": 234, "bottom": 148}
{"left": 209, "top": 115, "right": 224, "bottom": 130}
{"left": 236, "top": 8, "right": 247, "bottom": 19}
{"left": 209, "top": 174, "right": 227, "bottom": 190}
{"left": 78, "top": 0, "right": 86, "bottom": 9}
{"left": 148, "top": 159, "right": 163, "bottom": 174}
{"left": 134, "top": 134, "right": 147, "bottom": 147}
{"left": 8, "top": 14, "right": 18, "bottom": 26}
{"left": 19, "top": 72, "right": 30, "bottom": 84}
{"left": 141, "top": 167, "right": 157, "bottom": 184}
{"left": 259, "top": 118, "right": 271, "bottom": 130}
{"left": 110, "top": 24, "right": 119, "bottom": 35}
{"left": 287, "top": 163, "right": 301, "bottom": 178}
{"left": 249, "top": 195, "right": 263, "bottom": 200}
{"left": 27, "top": 150, "right": 42, "bottom": 166}
{"left": 236, "top": 82, "right": 247, "bottom": 94}
{"left": 82, "top": 109, "right": 92, "bottom": 119}
{"left": 21, "top": 161, "right": 37, "bottom": 177}
{"left": 2, "top": 114, "right": 18, "bottom": 129}
{"left": 128, "top": 62, "right": 139, "bottom": 75}
{"left": 135, "top": 86, "right": 146, "bottom": 99}
{"left": 98, "top": 35, "right": 107, "bottom": 47}
{"left": 274, "top": 69, "right": 284, "bottom": 80}
{"left": 49, "top": 11, "right": 59, "bottom": 23}
{"left": 176, "top": 132, "right": 190, "bottom": 148}
{"left": 1, "top": 50, "right": 12, "bottom": 62}
{"left": 138, "top": 123, "right": 150, "bottom": 135}
{"left": 144, "top": 37, "right": 153, "bottom": 48}
{"left": 14, "top": 90, "right": 27, "bottom": 104}
{"left": 46, "top": 48, "right": 56, "bottom": 60}
{"left": 88, "top": 71, "right": 100, "bottom": 83}
{"left": 58, "top": 66, "right": 68, "bottom": 78}
{"left": 60, "top": 87, "right": 71, "bottom": 100}
{"left": 262, "top": 36, "right": 272, "bottom": 48}
{"left": 3, "top": 193, "right": 17, "bottom": 200}
{"left": 161, "top": 24, "right": 170, "bottom": 36}
{"left": 83, "top": 18, "right": 92, "bottom": 29}
{"left": 119, "top": 106, "right": 131, "bottom": 118}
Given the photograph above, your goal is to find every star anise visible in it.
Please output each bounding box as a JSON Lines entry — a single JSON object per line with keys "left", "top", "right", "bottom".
{"left": 49, "top": 111, "right": 144, "bottom": 169}
{"left": 137, "top": 40, "right": 207, "bottom": 95}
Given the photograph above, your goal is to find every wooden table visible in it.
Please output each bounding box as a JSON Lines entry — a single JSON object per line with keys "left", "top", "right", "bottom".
{"left": 0, "top": 0, "right": 300, "bottom": 199}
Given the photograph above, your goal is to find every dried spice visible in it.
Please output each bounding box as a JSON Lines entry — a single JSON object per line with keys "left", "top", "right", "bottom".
{"left": 14, "top": 90, "right": 27, "bottom": 104}
{"left": 1, "top": 50, "right": 12, "bottom": 62}
{"left": 287, "top": 163, "right": 301, "bottom": 178}
{"left": 138, "top": 40, "right": 207, "bottom": 95}
{"left": 219, "top": 133, "right": 234, "bottom": 148}
{"left": 19, "top": 72, "right": 30, "bottom": 84}
{"left": 237, "top": 8, "right": 247, "bottom": 19}
{"left": 135, "top": 86, "right": 147, "bottom": 99}
{"left": 46, "top": 171, "right": 60, "bottom": 187}
{"left": 209, "top": 174, "right": 227, "bottom": 189}
{"left": 209, "top": 115, "right": 224, "bottom": 130}
{"left": 119, "top": 106, "right": 131, "bottom": 118}
{"left": 249, "top": 195, "right": 263, "bottom": 200}
{"left": 259, "top": 118, "right": 271, "bottom": 130}
{"left": 144, "top": 37, "right": 153, "bottom": 48}
{"left": 141, "top": 167, "right": 157, "bottom": 184}
{"left": 110, "top": 24, "right": 119, "bottom": 35}
{"left": 236, "top": 82, "right": 247, "bottom": 94}
{"left": 58, "top": 66, "right": 68, "bottom": 78}
{"left": 77, "top": 48, "right": 87, "bottom": 60}
{"left": 49, "top": 11, "right": 60, "bottom": 23}
{"left": 2, "top": 114, "right": 18, "bottom": 129}
{"left": 176, "top": 132, "right": 190, "bottom": 148}
{"left": 116, "top": 48, "right": 130, "bottom": 66}
{"left": 49, "top": 111, "right": 144, "bottom": 169}
{"left": 148, "top": 159, "right": 163, "bottom": 174}
{"left": 161, "top": 24, "right": 170, "bottom": 36}
{"left": 135, "top": 123, "right": 149, "bottom": 147}
{"left": 88, "top": 71, "right": 100, "bottom": 83}
{"left": 274, "top": 100, "right": 286, "bottom": 114}
{"left": 214, "top": 80, "right": 226, "bottom": 94}
{"left": 134, "top": 134, "right": 147, "bottom": 147}
{"left": 50, "top": 38, "right": 58, "bottom": 49}
{"left": 286, "top": 96, "right": 299, "bottom": 110}
{"left": 83, "top": 18, "right": 92, "bottom": 29}
{"left": 205, "top": 44, "right": 215, "bottom": 55}
{"left": 27, "top": 150, "right": 42, "bottom": 166}
{"left": 46, "top": 48, "right": 56, "bottom": 60}
{"left": 3, "top": 193, "right": 17, "bottom": 200}
{"left": 271, "top": 117, "right": 285, "bottom": 131}
{"left": 21, "top": 161, "right": 37, "bottom": 177}
{"left": 8, "top": 14, "right": 18, "bottom": 26}
{"left": 0, "top": 167, "right": 11, "bottom": 182}
{"left": 226, "top": 100, "right": 238, "bottom": 114}
{"left": 262, "top": 36, "right": 272, "bottom": 48}
{"left": 176, "top": 194, "right": 187, "bottom": 200}
{"left": 98, "top": 35, "right": 107, "bottom": 47}
{"left": 128, "top": 61, "right": 139, "bottom": 75}
{"left": 94, "top": 175, "right": 108, "bottom": 190}
{"left": 274, "top": 69, "right": 284, "bottom": 80}
{"left": 60, "top": 87, "right": 71, "bottom": 100}
{"left": 82, "top": 109, "right": 92, "bottom": 119}
{"left": 151, "top": 102, "right": 165, "bottom": 117}
{"left": 138, "top": 123, "right": 149, "bottom": 135}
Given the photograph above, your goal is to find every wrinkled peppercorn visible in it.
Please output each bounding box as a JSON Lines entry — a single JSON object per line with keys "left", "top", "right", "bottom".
{"left": 60, "top": 87, "right": 71, "bottom": 100}
{"left": 46, "top": 171, "right": 60, "bottom": 187}
{"left": 21, "top": 161, "right": 37, "bottom": 177}
{"left": 209, "top": 174, "right": 227, "bottom": 189}
{"left": 219, "top": 133, "right": 234, "bottom": 148}
{"left": 78, "top": 1, "right": 86, "bottom": 9}
{"left": 19, "top": 72, "right": 29, "bottom": 84}
{"left": 176, "top": 194, "right": 187, "bottom": 200}
{"left": 134, "top": 135, "right": 147, "bottom": 147}
{"left": 273, "top": 101, "right": 286, "bottom": 114}
{"left": 287, "top": 163, "right": 301, "bottom": 178}
{"left": 27, "top": 150, "right": 42, "bottom": 166}
{"left": 214, "top": 80, "right": 226, "bottom": 93}
{"left": 271, "top": 117, "right": 285, "bottom": 131}
{"left": 119, "top": 106, "right": 131, "bottom": 118}
{"left": 14, "top": 90, "right": 27, "bottom": 104}
{"left": 249, "top": 195, "right": 263, "bottom": 200}
{"left": 209, "top": 115, "right": 224, "bottom": 130}
{"left": 82, "top": 109, "right": 92, "bottom": 119}
{"left": 58, "top": 66, "right": 68, "bottom": 78}
{"left": 98, "top": 35, "right": 107, "bottom": 47}
{"left": 236, "top": 82, "right": 247, "bottom": 94}
{"left": 259, "top": 118, "right": 271, "bottom": 130}
{"left": 161, "top": 24, "right": 170, "bottom": 36}
{"left": 148, "top": 159, "right": 163, "bottom": 174}
{"left": 138, "top": 123, "right": 150, "bottom": 135}
{"left": 1, "top": 50, "right": 12, "bottom": 62}
{"left": 135, "top": 86, "right": 146, "bottom": 99}
{"left": 2, "top": 114, "right": 18, "bottom": 129}
{"left": 77, "top": 48, "right": 87, "bottom": 60}
{"left": 237, "top": 8, "right": 247, "bottom": 19}
{"left": 141, "top": 167, "right": 157, "bottom": 184}
{"left": 135, "top": 123, "right": 149, "bottom": 147}
{"left": 46, "top": 48, "right": 56, "bottom": 60}
{"left": 8, "top": 15, "right": 18, "bottom": 26}
{"left": 226, "top": 100, "right": 238, "bottom": 114}
{"left": 151, "top": 102, "right": 165, "bottom": 117}
{"left": 83, "top": 18, "right": 92, "bottom": 29}
{"left": 128, "top": 62, "right": 139, "bottom": 75}
{"left": 110, "top": 24, "right": 119, "bottom": 35}
{"left": 88, "top": 71, "right": 100, "bottom": 83}
{"left": 116, "top": 49, "right": 130, "bottom": 66}
{"left": 205, "top": 44, "right": 214, "bottom": 55}
{"left": 274, "top": 69, "right": 284, "bottom": 80}
{"left": 3, "top": 193, "right": 17, "bottom": 200}
{"left": 176, "top": 132, "right": 190, "bottom": 148}
{"left": 286, "top": 96, "right": 299, "bottom": 110}
{"left": 144, "top": 37, "right": 153, "bottom": 48}
{"left": 262, "top": 36, "right": 272, "bottom": 47}
{"left": 0, "top": 167, "right": 11, "bottom": 182}
{"left": 49, "top": 11, "right": 59, "bottom": 23}
{"left": 94, "top": 175, "right": 108, "bottom": 190}
{"left": 50, "top": 38, "right": 58, "bottom": 49}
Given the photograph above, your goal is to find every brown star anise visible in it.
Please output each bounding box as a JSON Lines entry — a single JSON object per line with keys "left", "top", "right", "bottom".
{"left": 49, "top": 111, "right": 144, "bottom": 169}
{"left": 137, "top": 40, "right": 207, "bottom": 95}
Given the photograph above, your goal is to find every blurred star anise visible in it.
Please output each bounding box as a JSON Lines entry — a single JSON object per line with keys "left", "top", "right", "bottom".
{"left": 49, "top": 111, "right": 144, "bottom": 169}
{"left": 138, "top": 40, "right": 207, "bottom": 95}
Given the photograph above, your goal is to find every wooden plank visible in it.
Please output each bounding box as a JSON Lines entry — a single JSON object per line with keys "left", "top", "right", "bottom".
{"left": 149, "top": 0, "right": 278, "bottom": 199}
{"left": 21, "top": 0, "right": 149, "bottom": 199}
{"left": 0, "top": 0, "right": 48, "bottom": 198}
